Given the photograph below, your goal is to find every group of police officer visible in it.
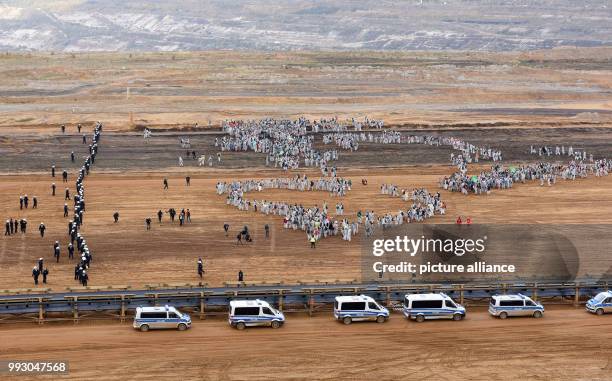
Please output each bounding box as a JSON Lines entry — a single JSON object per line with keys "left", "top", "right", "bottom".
{"left": 29, "top": 122, "right": 103, "bottom": 286}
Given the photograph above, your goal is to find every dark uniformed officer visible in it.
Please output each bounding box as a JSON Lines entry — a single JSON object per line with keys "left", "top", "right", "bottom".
{"left": 157, "top": 210, "right": 163, "bottom": 223}
{"left": 81, "top": 271, "right": 88, "bottom": 287}
{"left": 197, "top": 258, "right": 204, "bottom": 279}
{"left": 4, "top": 220, "right": 10, "bottom": 236}
{"left": 51, "top": 165, "right": 55, "bottom": 177}
{"left": 62, "top": 170, "right": 68, "bottom": 183}
{"left": 224, "top": 223, "right": 230, "bottom": 237}
{"left": 42, "top": 268, "right": 49, "bottom": 284}
{"left": 113, "top": 212, "right": 119, "bottom": 223}
{"left": 264, "top": 224, "right": 270, "bottom": 239}
{"left": 163, "top": 178, "right": 169, "bottom": 190}
{"left": 71, "top": 151, "right": 75, "bottom": 163}
{"left": 38, "top": 222, "right": 46, "bottom": 237}
{"left": 145, "top": 218, "right": 152, "bottom": 230}
{"left": 238, "top": 270, "right": 244, "bottom": 282}
{"left": 51, "top": 183, "right": 56, "bottom": 196}
{"left": 68, "top": 243, "right": 74, "bottom": 259}
{"left": 32, "top": 267, "right": 40, "bottom": 285}
{"left": 185, "top": 176, "right": 191, "bottom": 186}
{"left": 64, "top": 203, "right": 69, "bottom": 217}
{"left": 65, "top": 188, "right": 70, "bottom": 200}
{"left": 32, "top": 196, "right": 38, "bottom": 209}
{"left": 61, "top": 124, "right": 65, "bottom": 134}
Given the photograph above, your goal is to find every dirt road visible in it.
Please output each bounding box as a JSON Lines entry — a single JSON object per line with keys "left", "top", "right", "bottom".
{"left": 0, "top": 306, "right": 610, "bottom": 380}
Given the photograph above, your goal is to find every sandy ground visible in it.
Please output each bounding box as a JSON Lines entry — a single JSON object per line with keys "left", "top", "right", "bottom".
{"left": 1, "top": 306, "right": 611, "bottom": 381}
{"left": 1, "top": 166, "right": 612, "bottom": 290}
{"left": 1, "top": 49, "right": 611, "bottom": 131}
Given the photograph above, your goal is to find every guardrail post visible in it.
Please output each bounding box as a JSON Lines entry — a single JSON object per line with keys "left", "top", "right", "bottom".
{"left": 72, "top": 297, "right": 79, "bottom": 323}
{"left": 574, "top": 283, "right": 580, "bottom": 306}
{"left": 532, "top": 283, "right": 538, "bottom": 302}
{"left": 38, "top": 297, "right": 44, "bottom": 325}
{"left": 278, "top": 291, "right": 284, "bottom": 312}
{"left": 120, "top": 295, "right": 126, "bottom": 323}
{"left": 199, "top": 292, "right": 206, "bottom": 320}
{"left": 385, "top": 286, "right": 391, "bottom": 307}
{"left": 308, "top": 290, "right": 314, "bottom": 317}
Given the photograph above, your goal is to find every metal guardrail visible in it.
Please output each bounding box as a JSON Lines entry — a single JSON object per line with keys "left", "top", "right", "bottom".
{"left": 0, "top": 280, "right": 609, "bottom": 324}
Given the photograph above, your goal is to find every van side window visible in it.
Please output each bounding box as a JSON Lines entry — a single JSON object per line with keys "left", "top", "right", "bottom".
{"left": 140, "top": 312, "right": 167, "bottom": 319}
{"left": 262, "top": 307, "right": 273, "bottom": 315}
{"left": 604, "top": 298, "right": 612, "bottom": 304}
{"left": 525, "top": 300, "right": 536, "bottom": 306}
{"left": 412, "top": 300, "right": 443, "bottom": 309}
{"left": 368, "top": 302, "right": 380, "bottom": 310}
{"left": 168, "top": 312, "right": 179, "bottom": 318}
{"left": 341, "top": 302, "right": 366, "bottom": 311}
{"left": 500, "top": 300, "right": 524, "bottom": 307}
{"left": 445, "top": 300, "right": 457, "bottom": 308}
{"left": 234, "top": 307, "right": 260, "bottom": 316}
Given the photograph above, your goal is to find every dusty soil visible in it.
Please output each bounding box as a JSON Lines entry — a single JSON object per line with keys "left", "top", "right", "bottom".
{"left": 1, "top": 306, "right": 611, "bottom": 381}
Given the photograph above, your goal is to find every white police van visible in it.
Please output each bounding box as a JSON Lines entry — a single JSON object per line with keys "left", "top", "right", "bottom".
{"left": 133, "top": 305, "right": 192, "bottom": 332}
{"left": 402, "top": 293, "right": 465, "bottom": 323}
{"left": 333, "top": 295, "right": 389, "bottom": 324}
{"left": 228, "top": 299, "right": 285, "bottom": 330}
{"left": 586, "top": 291, "right": 612, "bottom": 315}
{"left": 489, "top": 294, "right": 544, "bottom": 319}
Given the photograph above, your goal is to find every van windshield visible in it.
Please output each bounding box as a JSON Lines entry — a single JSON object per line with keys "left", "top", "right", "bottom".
{"left": 594, "top": 293, "right": 608, "bottom": 303}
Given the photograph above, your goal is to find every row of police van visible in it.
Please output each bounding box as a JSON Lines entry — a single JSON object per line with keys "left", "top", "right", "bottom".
{"left": 132, "top": 290, "right": 612, "bottom": 331}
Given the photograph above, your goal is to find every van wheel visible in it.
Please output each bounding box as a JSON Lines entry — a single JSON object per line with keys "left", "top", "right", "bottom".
{"left": 415, "top": 315, "right": 425, "bottom": 323}
{"left": 533, "top": 311, "right": 543, "bottom": 318}
{"left": 596, "top": 308, "right": 604, "bottom": 316}
{"left": 140, "top": 324, "right": 149, "bottom": 332}
{"left": 376, "top": 315, "right": 386, "bottom": 323}
{"left": 499, "top": 312, "right": 508, "bottom": 319}
{"left": 453, "top": 313, "right": 463, "bottom": 321}
{"left": 177, "top": 323, "right": 187, "bottom": 331}
{"left": 236, "top": 322, "right": 246, "bottom": 330}
{"left": 271, "top": 320, "right": 281, "bottom": 329}
{"left": 343, "top": 317, "right": 352, "bottom": 325}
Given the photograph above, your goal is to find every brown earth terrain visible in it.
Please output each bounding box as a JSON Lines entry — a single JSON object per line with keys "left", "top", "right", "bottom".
{"left": 1, "top": 49, "right": 611, "bottom": 380}
{"left": 1, "top": 307, "right": 612, "bottom": 381}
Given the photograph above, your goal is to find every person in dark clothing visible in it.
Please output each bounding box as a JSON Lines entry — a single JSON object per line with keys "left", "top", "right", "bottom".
{"left": 32, "top": 267, "right": 40, "bottom": 285}
{"left": 13, "top": 219, "right": 17, "bottom": 234}
{"left": 61, "top": 124, "right": 65, "bottom": 134}
{"left": 238, "top": 270, "right": 244, "bottom": 282}
{"left": 65, "top": 188, "right": 70, "bottom": 200}
{"left": 23, "top": 195, "right": 29, "bottom": 208}
{"left": 185, "top": 176, "right": 191, "bottom": 186}
{"left": 224, "top": 223, "right": 230, "bottom": 237}
{"left": 68, "top": 243, "right": 74, "bottom": 259}
{"left": 5, "top": 220, "right": 10, "bottom": 236}
{"left": 42, "top": 268, "right": 49, "bottom": 284}
{"left": 71, "top": 151, "right": 75, "bottom": 163}
{"left": 163, "top": 178, "right": 169, "bottom": 190}
{"left": 169, "top": 208, "right": 176, "bottom": 222}
{"left": 236, "top": 232, "right": 242, "bottom": 245}
{"left": 51, "top": 183, "right": 56, "bottom": 196}
{"left": 20, "top": 219, "right": 28, "bottom": 233}
{"left": 64, "top": 203, "right": 69, "bottom": 217}
{"left": 37, "top": 258, "right": 44, "bottom": 273}
{"left": 19, "top": 196, "right": 23, "bottom": 210}
{"left": 113, "top": 212, "right": 119, "bottom": 223}
{"left": 197, "top": 257, "right": 204, "bottom": 279}
{"left": 32, "top": 196, "right": 38, "bottom": 209}
{"left": 157, "top": 210, "right": 163, "bottom": 223}
{"left": 77, "top": 124, "right": 82, "bottom": 133}
{"left": 74, "top": 264, "right": 80, "bottom": 280}
{"left": 186, "top": 209, "right": 191, "bottom": 223}
{"left": 82, "top": 134, "right": 87, "bottom": 144}
{"left": 264, "top": 224, "right": 270, "bottom": 239}
{"left": 81, "top": 271, "right": 88, "bottom": 286}
{"left": 38, "top": 222, "right": 45, "bottom": 237}
{"left": 54, "top": 243, "right": 60, "bottom": 263}
{"left": 51, "top": 165, "right": 56, "bottom": 177}
{"left": 62, "top": 170, "right": 68, "bottom": 183}
{"left": 145, "top": 218, "right": 152, "bottom": 230}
